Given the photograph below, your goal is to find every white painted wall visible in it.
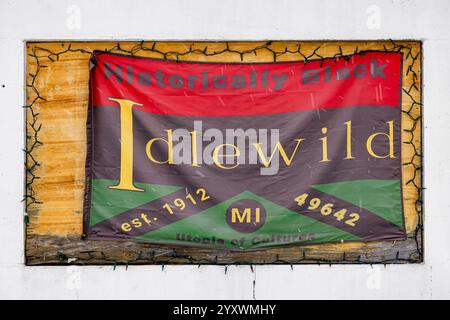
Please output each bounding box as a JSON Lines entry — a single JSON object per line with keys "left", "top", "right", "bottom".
{"left": 0, "top": 0, "right": 449, "bottom": 300}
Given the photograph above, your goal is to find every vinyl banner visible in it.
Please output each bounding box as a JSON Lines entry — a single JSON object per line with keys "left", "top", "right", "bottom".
{"left": 83, "top": 51, "right": 406, "bottom": 250}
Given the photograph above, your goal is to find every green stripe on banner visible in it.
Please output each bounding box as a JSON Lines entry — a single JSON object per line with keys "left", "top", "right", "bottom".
{"left": 135, "top": 191, "right": 360, "bottom": 250}
{"left": 312, "top": 179, "right": 403, "bottom": 227}
{"left": 89, "top": 179, "right": 182, "bottom": 226}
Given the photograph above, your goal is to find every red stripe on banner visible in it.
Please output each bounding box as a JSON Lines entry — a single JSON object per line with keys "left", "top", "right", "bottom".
{"left": 90, "top": 51, "right": 402, "bottom": 116}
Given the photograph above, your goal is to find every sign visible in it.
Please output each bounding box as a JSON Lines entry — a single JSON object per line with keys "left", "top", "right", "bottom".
{"left": 83, "top": 51, "right": 406, "bottom": 250}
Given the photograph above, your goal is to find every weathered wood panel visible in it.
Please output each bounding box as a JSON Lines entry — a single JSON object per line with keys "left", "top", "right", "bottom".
{"left": 25, "top": 41, "right": 422, "bottom": 265}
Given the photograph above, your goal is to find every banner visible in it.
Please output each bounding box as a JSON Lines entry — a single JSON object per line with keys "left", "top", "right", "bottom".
{"left": 83, "top": 51, "right": 406, "bottom": 250}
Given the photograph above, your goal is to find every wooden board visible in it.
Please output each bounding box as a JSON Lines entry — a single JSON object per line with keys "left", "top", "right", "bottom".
{"left": 25, "top": 41, "right": 422, "bottom": 265}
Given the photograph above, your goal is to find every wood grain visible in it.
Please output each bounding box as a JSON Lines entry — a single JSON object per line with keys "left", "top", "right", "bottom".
{"left": 25, "top": 41, "right": 422, "bottom": 265}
